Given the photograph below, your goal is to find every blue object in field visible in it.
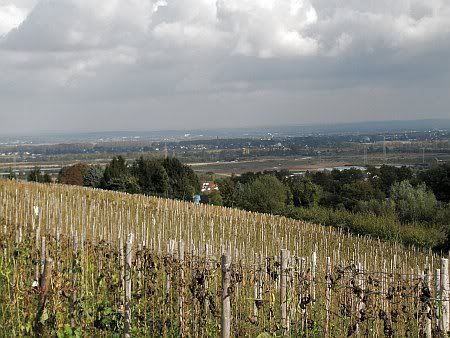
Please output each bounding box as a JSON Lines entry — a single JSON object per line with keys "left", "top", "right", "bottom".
{"left": 193, "top": 195, "right": 201, "bottom": 204}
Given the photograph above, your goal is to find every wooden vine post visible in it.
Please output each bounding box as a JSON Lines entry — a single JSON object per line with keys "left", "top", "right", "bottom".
{"left": 311, "top": 251, "right": 317, "bottom": 302}
{"left": 423, "top": 266, "right": 432, "bottom": 338}
{"left": 40, "top": 236, "right": 46, "bottom": 276}
{"left": 166, "top": 240, "right": 174, "bottom": 300}
{"left": 253, "top": 253, "right": 263, "bottom": 323}
{"left": 435, "top": 268, "right": 441, "bottom": 331}
{"left": 70, "top": 233, "right": 79, "bottom": 328}
{"left": 34, "top": 257, "right": 54, "bottom": 337}
{"left": 221, "top": 252, "right": 231, "bottom": 338}
{"left": 325, "top": 257, "right": 332, "bottom": 338}
{"left": 440, "top": 258, "right": 449, "bottom": 333}
{"left": 31, "top": 206, "right": 39, "bottom": 285}
{"left": 253, "top": 254, "right": 258, "bottom": 323}
{"left": 119, "top": 234, "right": 125, "bottom": 309}
{"left": 124, "top": 233, "right": 134, "bottom": 338}
{"left": 178, "top": 240, "right": 185, "bottom": 337}
{"left": 280, "top": 249, "right": 290, "bottom": 336}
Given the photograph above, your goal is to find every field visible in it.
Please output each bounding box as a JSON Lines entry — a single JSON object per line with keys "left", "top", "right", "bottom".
{"left": 0, "top": 179, "right": 448, "bottom": 337}
{"left": 190, "top": 153, "right": 450, "bottom": 175}
{"left": 2, "top": 151, "right": 450, "bottom": 177}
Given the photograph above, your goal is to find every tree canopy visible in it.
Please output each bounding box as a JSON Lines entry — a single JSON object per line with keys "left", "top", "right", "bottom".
{"left": 58, "top": 163, "right": 89, "bottom": 186}
{"left": 236, "top": 175, "right": 289, "bottom": 214}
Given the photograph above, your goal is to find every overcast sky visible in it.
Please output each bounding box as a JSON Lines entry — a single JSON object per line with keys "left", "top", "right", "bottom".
{"left": 0, "top": 0, "right": 449, "bottom": 133}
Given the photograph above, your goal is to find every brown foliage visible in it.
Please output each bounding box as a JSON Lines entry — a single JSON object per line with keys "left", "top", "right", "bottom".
{"left": 58, "top": 163, "right": 89, "bottom": 186}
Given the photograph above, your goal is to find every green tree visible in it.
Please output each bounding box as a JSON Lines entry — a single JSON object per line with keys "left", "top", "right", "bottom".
{"left": 208, "top": 191, "right": 223, "bottom": 206}
{"left": 83, "top": 166, "right": 104, "bottom": 188}
{"left": 390, "top": 181, "right": 437, "bottom": 223}
{"left": 161, "top": 157, "right": 200, "bottom": 200}
{"left": 102, "top": 156, "right": 138, "bottom": 193}
{"left": 310, "top": 171, "right": 341, "bottom": 203}
{"left": 418, "top": 164, "right": 450, "bottom": 202}
{"left": 218, "top": 176, "right": 239, "bottom": 207}
{"left": 131, "top": 157, "right": 169, "bottom": 196}
{"left": 7, "top": 167, "right": 16, "bottom": 180}
{"left": 104, "top": 175, "right": 139, "bottom": 193}
{"left": 27, "top": 166, "right": 43, "bottom": 183}
{"left": 340, "top": 181, "right": 383, "bottom": 211}
{"left": 355, "top": 199, "right": 396, "bottom": 217}
{"left": 237, "top": 175, "right": 288, "bottom": 214}
{"left": 103, "top": 156, "right": 128, "bottom": 184}
{"left": 374, "top": 165, "right": 413, "bottom": 195}
{"left": 28, "top": 167, "right": 52, "bottom": 183}
{"left": 42, "top": 173, "right": 52, "bottom": 183}
{"left": 331, "top": 168, "right": 365, "bottom": 185}
{"left": 289, "top": 177, "right": 321, "bottom": 207}
{"left": 238, "top": 172, "right": 260, "bottom": 185}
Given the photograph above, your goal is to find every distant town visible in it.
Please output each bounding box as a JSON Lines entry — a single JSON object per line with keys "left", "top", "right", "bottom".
{"left": 1, "top": 120, "right": 448, "bottom": 179}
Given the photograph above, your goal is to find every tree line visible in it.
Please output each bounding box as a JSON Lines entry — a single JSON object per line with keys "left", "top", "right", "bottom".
{"left": 216, "top": 164, "right": 450, "bottom": 249}
{"left": 27, "top": 156, "right": 200, "bottom": 201}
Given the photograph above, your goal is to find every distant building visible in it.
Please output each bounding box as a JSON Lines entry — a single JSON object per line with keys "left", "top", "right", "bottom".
{"left": 201, "top": 182, "right": 219, "bottom": 194}
{"left": 316, "top": 166, "right": 367, "bottom": 172}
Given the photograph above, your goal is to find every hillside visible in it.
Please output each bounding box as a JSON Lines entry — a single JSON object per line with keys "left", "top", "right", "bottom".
{"left": 0, "top": 179, "right": 445, "bottom": 337}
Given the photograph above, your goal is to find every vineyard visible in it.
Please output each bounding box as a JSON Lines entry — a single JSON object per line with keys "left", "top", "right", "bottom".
{"left": 0, "top": 179, "right": 449, "bottom": 337}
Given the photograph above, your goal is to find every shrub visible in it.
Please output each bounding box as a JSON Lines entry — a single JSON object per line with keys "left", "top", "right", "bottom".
{"left": 390, "top": 181, "right": 437, "bottom": 223}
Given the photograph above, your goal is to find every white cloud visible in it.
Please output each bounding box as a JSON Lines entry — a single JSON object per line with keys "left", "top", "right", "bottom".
{"left": 2, "top": 0, "right": 152, "bottom": 50}
{"left": 0, "top": 4, "right": 28, "bottom": 36}
{"left": 0, "top": 0, "right": 449, "bottom": 132}
{"left": 215, "top": 0, "right": 319, "bottom": 57}
{"left": 3, "top": 0, "right": 450, "bottom": 57}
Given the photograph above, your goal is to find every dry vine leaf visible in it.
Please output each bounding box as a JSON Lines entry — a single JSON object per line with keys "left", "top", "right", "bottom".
{"left": 256, "top": 333, "right": 272, "bottom": 338}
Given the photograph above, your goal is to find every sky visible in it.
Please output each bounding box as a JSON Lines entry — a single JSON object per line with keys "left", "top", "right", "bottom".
{"left": 0, "top": 0, "right": 449, "bottom": 133}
